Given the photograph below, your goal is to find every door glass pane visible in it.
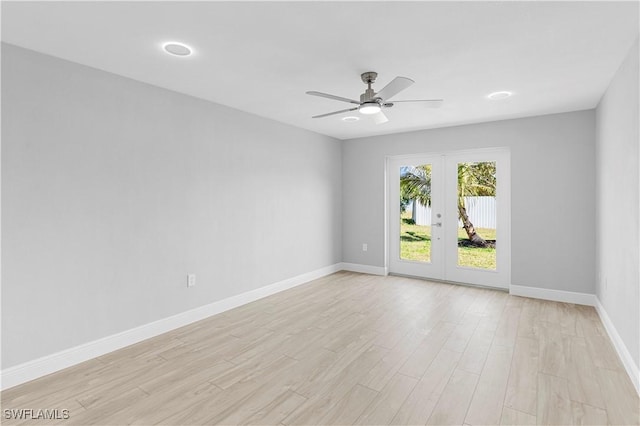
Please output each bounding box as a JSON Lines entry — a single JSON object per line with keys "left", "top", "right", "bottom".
{"left": 457, "top": 161, "right": 496, "bottom": 270}
{"left": 400, "top": 164, "right": 432, "bottom": 262}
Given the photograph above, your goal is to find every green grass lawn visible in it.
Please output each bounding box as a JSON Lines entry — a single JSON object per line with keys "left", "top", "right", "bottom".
{"left": 400, "top": 212, "right": 496, "bottom": 270}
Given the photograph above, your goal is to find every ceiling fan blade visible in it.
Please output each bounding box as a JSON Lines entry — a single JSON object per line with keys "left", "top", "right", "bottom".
{"left": 376, "top": 76, "right": 414, "bottom": 101}
{"left": 373, "top": 111, "right": 389, "bottom": 124}
{"left": 306, "top": 91, "right": 360, "bottom": 105}
{"left": 312, "top": 107, "right": 358, "bottom": 119}
{"left": 392, "top": 99, "right": 444, "bottom": 108}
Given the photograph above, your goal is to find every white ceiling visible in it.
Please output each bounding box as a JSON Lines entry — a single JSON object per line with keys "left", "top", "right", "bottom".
{"left": 2, "top": 1, "right": 638, "bottom": 140}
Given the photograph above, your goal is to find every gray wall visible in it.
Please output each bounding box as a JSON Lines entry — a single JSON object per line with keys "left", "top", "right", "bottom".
{"left": 595, "top": 39, "right": 639, "bottom": 368}
{"left": 1, "top": 44, "right": 342, "bottom": 368}
{"left": 342, "top": 110, "right": 596, "bottom": 294}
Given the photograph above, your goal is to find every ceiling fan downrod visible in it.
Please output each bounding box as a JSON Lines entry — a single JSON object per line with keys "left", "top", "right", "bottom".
{"left": 360, "top": 71, "right": 378, "bottom": 103}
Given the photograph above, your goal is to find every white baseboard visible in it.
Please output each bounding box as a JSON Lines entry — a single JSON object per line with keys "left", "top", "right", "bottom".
{"left": 509, "top": 284, "right": 596, "bottom": 306}
{"left": 0, "top": 263, "right": 343, "bottom": 391}
{"left": 595, "top": 298, "right": 640, "bottom": 396}
{"left": 340, "top": 262, "right": 388, "bottom": 276}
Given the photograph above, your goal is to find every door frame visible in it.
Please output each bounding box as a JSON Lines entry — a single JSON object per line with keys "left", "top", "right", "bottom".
{"left": 384, "top": 147, "right": 511, "bottom": 290}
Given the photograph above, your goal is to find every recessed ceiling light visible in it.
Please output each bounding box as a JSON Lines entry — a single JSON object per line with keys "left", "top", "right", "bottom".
{"left": 162, "top": 42, "right": 193, "bottom": 57}
{"left": 487, "top": 91, "right": 513, "bottom": 100}
{"left": 342, "top": 116, "right": 360, "bottom": 122}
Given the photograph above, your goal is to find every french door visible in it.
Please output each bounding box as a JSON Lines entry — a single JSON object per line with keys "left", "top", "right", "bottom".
{"left": 388, "top": 148, "right": 510, "bottom": 289}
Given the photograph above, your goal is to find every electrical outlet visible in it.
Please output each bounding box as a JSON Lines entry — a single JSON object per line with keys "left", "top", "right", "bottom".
{"left": 187, "top": 274, "right": 196, "bottom": 288}
{"left": 362, "top": 243, "right": 368, "bottom": 252}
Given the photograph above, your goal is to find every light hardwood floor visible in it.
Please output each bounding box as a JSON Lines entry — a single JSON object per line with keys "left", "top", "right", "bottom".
{"left": 2, "top": 272, "right": 639, "bottom": 425}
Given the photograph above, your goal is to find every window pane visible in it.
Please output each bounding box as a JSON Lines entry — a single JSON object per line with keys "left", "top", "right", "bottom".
{"left": 400, "top": 164, "right": 432, "bottom": 263}
{"left": 457, "top": 161, "right": 496, "bottom": 270}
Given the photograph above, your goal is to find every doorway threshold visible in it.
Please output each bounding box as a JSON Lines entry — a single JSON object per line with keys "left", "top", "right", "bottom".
{"left": 388, "top": 272, "right": 509, "bottom": 293}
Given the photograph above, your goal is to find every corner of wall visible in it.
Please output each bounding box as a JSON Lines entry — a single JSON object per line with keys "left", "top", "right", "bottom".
{"left": 594, "top": 36, "right": 640, "bottom": 396}
{"left": 595, "top": 298, "right": 640, "bottom": 396}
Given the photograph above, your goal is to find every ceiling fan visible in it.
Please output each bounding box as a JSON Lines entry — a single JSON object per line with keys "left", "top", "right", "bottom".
{"left": 306, "top": 71, "right": 443, "bottom": 124}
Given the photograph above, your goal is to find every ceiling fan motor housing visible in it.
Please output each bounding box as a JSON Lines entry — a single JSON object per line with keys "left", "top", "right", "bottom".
{"left": 360, "top": 88, "right": 378, "bottom": 103}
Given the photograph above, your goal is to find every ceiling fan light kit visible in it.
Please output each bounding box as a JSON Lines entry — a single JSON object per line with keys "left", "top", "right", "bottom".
{"left": 359, "top": 102, "right": 381, "bottom": 115}
{"left": 306, "top": 71, "right": 443, "bottom": 124}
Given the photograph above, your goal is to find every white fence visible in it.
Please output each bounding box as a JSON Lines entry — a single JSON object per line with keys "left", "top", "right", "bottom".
{"left": 411, "top": 196, "right": 496, "bottom": 229}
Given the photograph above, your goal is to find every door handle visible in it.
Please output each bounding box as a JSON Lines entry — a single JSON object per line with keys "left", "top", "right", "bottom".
{"left": 431, "top": 222, "right": 442, "bottom": 227}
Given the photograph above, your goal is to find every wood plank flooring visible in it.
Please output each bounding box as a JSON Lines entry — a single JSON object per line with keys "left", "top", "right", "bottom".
{"left": 2, "top": 271, "right": 638, "bottom": 425}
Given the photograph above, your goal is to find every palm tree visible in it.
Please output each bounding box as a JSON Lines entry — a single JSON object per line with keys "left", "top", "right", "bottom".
{"left": 400, "top": 162, "right": 496, "bottom": 247}
{"left": 400, "top": 165, "right": 431, "bottom": 220}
